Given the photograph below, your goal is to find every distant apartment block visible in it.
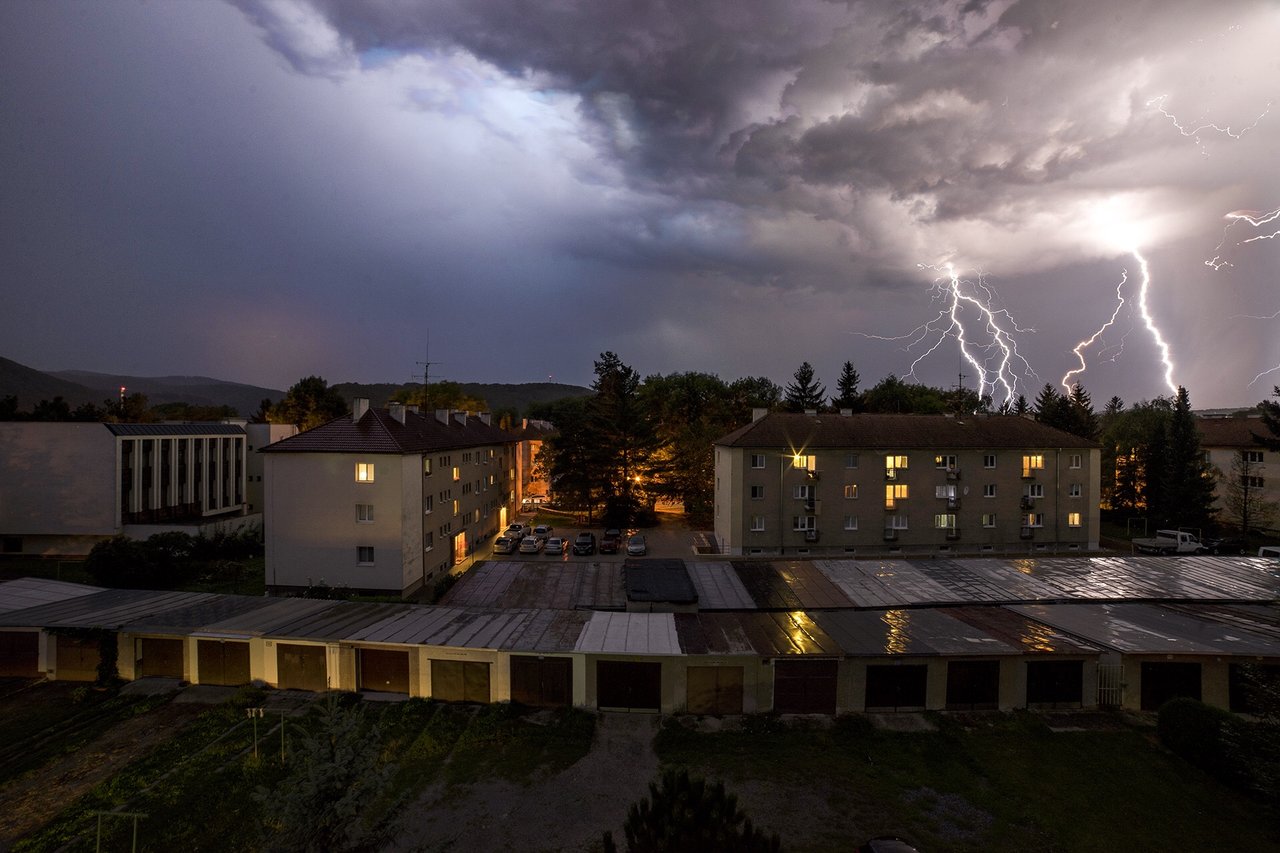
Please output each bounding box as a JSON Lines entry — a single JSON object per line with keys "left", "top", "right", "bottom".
{"left": 1197, "top": 415, "right": 1280, "bottom": 534}
{"left": 0, "top": 421, "right": 255, "bottom": 556}
{"left": 714, "top": 411, "right": 1100, "bottom": 556}
{"left": 262, "top": 400, "right": 518, "bottom": 597}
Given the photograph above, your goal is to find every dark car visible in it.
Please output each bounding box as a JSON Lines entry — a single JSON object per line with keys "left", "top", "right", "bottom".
{"left": 599, "top": 528, "right": 623, "bottom": 554}
{"left": 573, "top": 532, "right": 597, "bottom": 555}
{"left": 858, "top": 838, "right": 921, "bottom": 853}
{"left": 1204, "top": 535, "right": 1247, "bottom": 555}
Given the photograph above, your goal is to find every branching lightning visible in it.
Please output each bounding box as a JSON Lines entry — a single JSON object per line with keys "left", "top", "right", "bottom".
{"left": 1061, "top": 268, "right": 1127, "bottom": 392}
{"left": 1206, "top": 207, "right": 1280, "bottom": 270}
{"left": 1131, "top": 249, "right": 1178, "bottom": 394}
{"left": 856, "top": 264, "right": 1037, "bottom": 407}
{"left": 1146, "top": 94, "right": 1271, "bottom": 157}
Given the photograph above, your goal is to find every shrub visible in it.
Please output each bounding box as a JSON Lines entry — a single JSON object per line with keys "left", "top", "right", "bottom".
{"left": 1157, "top": 698, "right": 1245, "bottom": 786}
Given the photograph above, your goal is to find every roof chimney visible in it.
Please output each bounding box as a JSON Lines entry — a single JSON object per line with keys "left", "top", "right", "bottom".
{"left": 453, "top": 411, "right": 468, "bottom": 426}
{"left": 353, "top": 398, "right": 369, "bottom": 422}
{"left": 388, "top": 402, "right": 406, "bottom": 424}
{"left": 435, "top": 409, "right": 450, "bottom": 425}
{"left": 406, "top": 405, "right": 420, "bottom": 415}
{"left": 479, "top": 412, "right": 491, "bottom": 426}
{"left": 522, "top": 418, "right": 529, "bottom": 429}
{"left": 752, "top": 408, "right": 768, "bottom": 422}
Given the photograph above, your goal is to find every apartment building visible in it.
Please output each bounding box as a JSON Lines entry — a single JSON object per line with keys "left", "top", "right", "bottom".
{"left": 714, "top": 410, "right": 1100, "bottom": 556}
{"left": 0, "top": 421, "right": 250, "bottom": 556}
{"left": 262, "top": 400, "right": 517, "bottom": 596}
{"left": 1197, "top": 415, "right": 1280, "bottom": 534}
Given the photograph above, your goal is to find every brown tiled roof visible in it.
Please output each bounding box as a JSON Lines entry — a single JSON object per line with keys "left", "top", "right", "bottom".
{"left": 262, "top": 408, "right": 516, "bottom": 454}
{"left": 1196, "top": 416, "right": 1275, "bottom": 449}
{"left": 715, "top": 412, "right": 1097, "bottom": 450}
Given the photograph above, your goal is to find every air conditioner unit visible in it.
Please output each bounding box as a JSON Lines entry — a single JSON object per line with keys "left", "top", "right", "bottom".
{"left": 804, "top": 529, "right": 819, "bottom": 542}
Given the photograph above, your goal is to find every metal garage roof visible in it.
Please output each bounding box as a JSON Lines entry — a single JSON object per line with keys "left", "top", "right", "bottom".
{"left": 734, "top": 610, "right": 841, "bottom": 656}
{"left": 0, "top": 588, "right": 212, "bottom": 630}
{"left": 575, "top": 612, "right": 681, "bottom": 655}
{"left": 684, "top": 562, "right": 755, "bottom": 609}
{"left": 624, "top": 560, "right": 698, "bottom": 604}
{"left": 439, "top": 561, "right": 522, "bottom": 608}
{"left": 812, "top": 608, "right": 1016, "bottom": 657}
{"left": 0, "top": 578, "right": 104, "bottom": 614}
{"left": 1010, "top": 603, "right": 1280, "bottom": 656}
{"left": 265, "top": 600, "right": 414, "bottom": 641}
{"left": 672, "top": 612, "right": 758, "bottom": 655}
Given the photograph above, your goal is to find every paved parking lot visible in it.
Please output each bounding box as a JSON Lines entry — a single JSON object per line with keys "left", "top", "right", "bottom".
{"left": 458, "top": 510, "right": 697, "bottom": 571}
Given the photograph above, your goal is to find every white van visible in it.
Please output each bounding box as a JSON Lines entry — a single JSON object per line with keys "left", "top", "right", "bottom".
{"left": 1258, "top": 546, "right": 1280, "bottom": 558}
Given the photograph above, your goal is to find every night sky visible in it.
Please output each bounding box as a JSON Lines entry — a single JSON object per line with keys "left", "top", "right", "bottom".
{"left": 2, "top": 1, "right": 1276, "bottom": 407}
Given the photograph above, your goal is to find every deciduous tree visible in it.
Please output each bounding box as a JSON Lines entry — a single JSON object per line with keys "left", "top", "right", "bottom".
{"left": 271, "top": 376, "right": 348, "bottom": 430}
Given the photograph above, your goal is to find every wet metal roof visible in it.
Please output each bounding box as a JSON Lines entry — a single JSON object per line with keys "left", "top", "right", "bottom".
{"left": 0, "top": 578, "right": 104, "bottom": 614}
{"left": 672, "top": 612, "right": 758, "bottom": 656}
{"left": 735, "top": 610, "right": 841, "bottom": 656}
{"left": 1011, "top": 603, "right": 1280, "bottom": 656}
{"left": 0, "top": 589, "right": 213, "bottom": 630}
{"left": 812, "top": 608, "right": 1016, "bottom": 657}
{"left": 624, "top": 560, "right": 698, "bottom": 604}
{"left": 685, "top": 562, "right": 756, "bottom": 609}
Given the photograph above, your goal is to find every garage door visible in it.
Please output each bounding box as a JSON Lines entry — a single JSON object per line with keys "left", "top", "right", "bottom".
{"left": 197, "top": 640, "right": 251, "bottom": 686}
{"left": 431, "top": 659, "right": 491, "bottom": 703}
{"left": 0, "top": 631, "right": 39, "bottom": 678}
{"left": 359, "top": 648, "right": 410, "bottom": 694}
{"left": 946, "top": 660, "right": 1000, "bottom": 710}
{"left": 138, "top": 638, "right": 185, "bottom": 679}
{"left": 55, "top": 634, "right": 103, "bottom": 682}
{"left": 596, "top": 661, "right": 662, "bottom": 712}
{"left": 1140, "top": 661, "right": 1201, "bottom": 711}
{"left": 1026, "top": 660, "right": 1083, "bottom": 708}
{"left": 865, "top": 664, "right": 928, "bottom": 710}
{"left": 510, "top": 656, "right": 572, "bottom": 707}
{"left": 773, "top": 659, "right": 838, "bottom": 715}
{"left": 686, "top": 665, "right": 744, "bottom": 715}
{"left": 277, "top": 644, "right": 328, "bottom": 691}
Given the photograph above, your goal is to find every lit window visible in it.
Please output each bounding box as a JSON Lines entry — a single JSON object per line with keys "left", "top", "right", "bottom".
{"left": 750, "top": 515, "right": 765, "bottom": 532}
{"left": 1069, "top": 453, "right": 1082, "bottom": 469}
{"left": 935, "top": 484, "right": 956, "bottom": 499}
{"left": 356, "top": 462, "right": 375, "bottom": 483}
{"left": 1069, "top": 483, "right": 1082, "bottom": 498}
{"left": 933, "top": 513, "right": 957, "bottom": 529}
{"left": 983, "top": 454, "right": 996, "bottom": 469}
{"left": 982, "top": 513, "right": 997, "bottom": 528}
{"left": 452, "top": 467, "right": 460, "bottom": 482}
{"left": 1025, "top": 484, "right": 1045, "bottom": 499}
{"left": 844, "top": 515, "right": 858, "bottom": 531}
{"left": 750, "top": 485, "right": 764, "bottom": 500}
{"left": 844, "top": 484, "right": 858, "bottom": 499}
{"left": 750, "top": 454, "right": 766, "bottom": 469}
{"left": 885, "top": 455, "right": 909, "bottom": 478}
{"left": 792, "top": 515, "right": 816, "bottom": 531}
{"left": 792, "top": 454, "right": 814, "bottom": 471}
{"left": 884, "top": 483, "right": 909, "bottom": 509}
{"left": 1022, "top": 454, "right": 1045, "bottom": 477}
{"left": 1022, "top": 513, "right": 1045, "bottom": 528}
{"left": 1068, "top": 512, "right": 1082, "bottom": 527}
{"left": 452, "top": 500, "right": 460, "bottom": 516}
{"left": 935, "top": 454, "right": 956, "bottom": 469}
{"left": 845, "top": 453, "right": 859, "bottom": 469}
{"left": 983, "top": 484, "right": 996, "bottom": 498}
{"left": 356, "top": 546, "right": 374, "bottom": 565}
{"left": 356, "top": 504, "right": 374, "bottom": 523}
{"left": 423, "top": 458, "right": 433, "bottom": 476}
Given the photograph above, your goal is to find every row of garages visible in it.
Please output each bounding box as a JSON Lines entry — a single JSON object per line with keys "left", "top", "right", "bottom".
{"left": 2, "top": 625, "right": 1275, "bottom": 714}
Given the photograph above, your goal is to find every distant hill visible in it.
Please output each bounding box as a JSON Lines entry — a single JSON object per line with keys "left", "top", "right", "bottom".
{"left": 1, "top": 356, "right": 587, "bottom": 419}
{"left": 50, "top": 370, "right": 284, "bottom": 418}
{"left": 331, "top": 381, "right": 591, "bottom": 415}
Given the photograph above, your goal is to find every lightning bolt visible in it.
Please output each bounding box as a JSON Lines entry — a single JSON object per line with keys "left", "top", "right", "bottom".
{"left": 1061, "top": 267, "right": 1128, "bottom": 392}
{"left": 1146, "top": 94, "right": 1271, "bottom": 157}
{"left": 1131, "top": 248, "right": 1177, "bottom": 394}
{"left": 857, "top": 264, "right": 1037, "bottom": 407}
{"left": 1206, "top": 207, "right": 1280, "bottom": 270}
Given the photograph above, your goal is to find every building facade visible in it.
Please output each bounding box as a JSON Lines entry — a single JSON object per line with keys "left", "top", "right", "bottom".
{"left": 714, "top": 411, "right": 1100, "bottom": 557}
{"left": 0, "top": 421, "right": 251, "bottom": 556}
{"left": 1197, "top": 415, "right": 1280, "bottom": 535}
{"left": 263, "top": 400, "right": 518, "bottom": 597}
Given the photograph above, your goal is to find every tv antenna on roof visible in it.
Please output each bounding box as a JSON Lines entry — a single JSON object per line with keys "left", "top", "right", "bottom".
{"left": 414, "top": 331, "right": 444, "bottom": 399}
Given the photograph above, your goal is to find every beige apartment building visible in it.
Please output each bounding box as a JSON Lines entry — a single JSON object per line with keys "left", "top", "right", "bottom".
{"left": 714, "top": 411, "right": 1100, "bottom": 557}
{"left": 1197, "top": 415, "right": 1280, "bottom": 535}
{"left": 263, "top": 400, "right": 518, "bottom": 597}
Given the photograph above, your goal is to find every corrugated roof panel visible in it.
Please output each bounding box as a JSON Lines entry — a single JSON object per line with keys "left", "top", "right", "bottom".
{"left": 732, "top": 562, "right": 804, "bottom": 609}
{"left": 439, "top": 562, "right": 522, "bottom": 608}
{"left": 500, "top": 563, "right": 584, "bottom": 610}
{"left": 941, "top": 607, "right": 1100, "bottom": 654}
{"left": 685, "top": 562, "right": 756, "bottom": 610}
{"left": 201, "top": 597, "right": 339, "bottom": 636}
{"left": 1011, "top": 603, "right": 1280, "bottom": 655}
{"left": 0, "top": 589, "right": 214, "bottom": 630}
{"left": 624, "top": 560, "right": 698, "bottom": 604}
{"left": 125, "top": 594, "right": 284, "bottom": 635}
{"left": 574, "top": 612, "right": 679, "bottom": 654}
{"left": 575, "top": 563, "right": 626, "bottom": 610}
{"left": 0, "top": 578, "right": 104, "bottom": 614}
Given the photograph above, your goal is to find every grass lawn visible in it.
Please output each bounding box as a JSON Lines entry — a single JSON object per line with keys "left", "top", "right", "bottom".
{"left": 654, "top": 712, "right": 1280, "bottom": 852}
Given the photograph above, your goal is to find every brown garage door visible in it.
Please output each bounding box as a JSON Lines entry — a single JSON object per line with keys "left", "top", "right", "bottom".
{"left": 431, "top": 659, "right": 491, "bottom": 703}
{"left": 1140, "top": 661, "right": 1201, "bottom": 711}
{"left": 946, "top": 660, "right": 1000, "bottom": 710}
{"left": 197, "top": 640, "right": 251, "bottom": 686}
{"left": 773, "top": 659, "right": 838, "bottom": 714}
{"left": 0, "top": 631, "right": 39, "bottom": 678}
{"left": 56, "top": 634, "right": 103, "bottom": 682}
{"left": 359, "top": 648, "right": 410, "bottom": 694}
{"left": 138, "top": 638, "right": 185, "bottom": 679}
{"left": 597, "top": 661, "right": 662, "bottom": 711}
{"left": 510, "top": 656, "right": 572, "bottom": 707}
{"left": 1026, "top": 660, "right": 1083, "bottom": 708}
{"left": 277, "top": 644, "right": 328, "bottom": 691}
{"left": 687, "top": 665, "right": 744, "bottom": 715}
{"left": 865, "top": 664, "right": 928, "bottom": 710}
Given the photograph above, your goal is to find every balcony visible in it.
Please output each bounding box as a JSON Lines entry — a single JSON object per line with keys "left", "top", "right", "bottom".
{"left": 804, "top": 498, "right": 822, "bottom": 515}
{"left": 946, "top": 497, "right": 961, "bottom": 510}
{"left": 945, "top": 467, "right": 961, "bottom": 481}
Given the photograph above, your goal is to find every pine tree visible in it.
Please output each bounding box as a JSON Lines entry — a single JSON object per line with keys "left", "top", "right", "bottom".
{"left": 1163, "top": 386, "right": 1218, "bottom": 531}
{"left": 1254, "top": 386, "right": 1280, "bottom": 452}
{"left": 783, "top": 362, "right": 826, "bottom": 412}
{"left": 1066, "top": 383, "right": 1100, "bottom": 439}
{"left": 1013, "top": 394, "right": 1029, "bottom": 416}
{"left": 1033, "top": 384, "right": 1068, "bottom": 430}
{"left": 830, "top": 361, "right": 862, "bottom": 411}
{"left": 590, "top": 352, "right": 660, "bottom": 523}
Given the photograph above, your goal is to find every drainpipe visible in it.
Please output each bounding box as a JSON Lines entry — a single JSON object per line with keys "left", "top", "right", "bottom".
{"left": 778, "top": 451, "right": 785, "bottom": 556}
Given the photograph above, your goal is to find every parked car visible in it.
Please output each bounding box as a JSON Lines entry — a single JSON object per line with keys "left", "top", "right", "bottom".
{"left": 1204, "top": 535, "right": 1246, "bottom": 555}
{"left": 626, "top": 534, "right": 647, "bottom": 556}
{"left": 600, "top": 528, "right": 623, "bottom": 554}
{"left": 521, "top": 494, "right": 547, "bottom": 507}
{"left": 492, "top": 536, "right": 518, "bottom": 555}
{"left": 545, "top": 536, "right": 566, "bottom": 555}
{"left": 533, "top": 524, "right": 553, "bottom": 541}
{"left": 572, "top": 532, "right": 597, "bottom": 555}
{"left": 1260, "top": 546, "right": 1280, "bottom": 558}
{"left": 858, "top": 838, "right": 921, "bottom": 853}
{"left": 518, "top": 536, "right": 543, "bottom": 554}
{"left": 505, "top": 523, "right": 527, "bottom": 540}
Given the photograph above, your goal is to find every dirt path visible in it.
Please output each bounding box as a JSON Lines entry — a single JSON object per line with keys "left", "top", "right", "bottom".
{"left": 0, "top": 702, "right": 206, "bottom": 851}
{"left": 395, "top": 712, "right": 659, "bottom": 853}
